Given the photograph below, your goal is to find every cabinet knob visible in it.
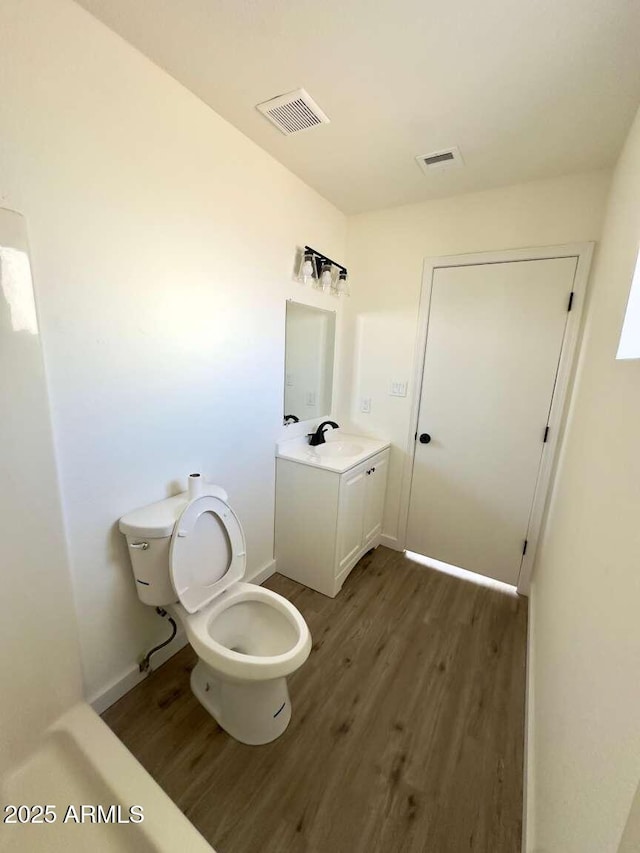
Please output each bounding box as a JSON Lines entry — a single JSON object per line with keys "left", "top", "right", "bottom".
{"left": 419, "top": 433, "right": 431, "bottom": 444}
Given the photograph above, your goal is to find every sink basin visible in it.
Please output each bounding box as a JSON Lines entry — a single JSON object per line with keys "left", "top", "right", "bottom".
{"left": 313, "top": 442, "right": 364, "bottom": 459}
{"left": 277, "top": 432, "right": 390, "bottom": 474}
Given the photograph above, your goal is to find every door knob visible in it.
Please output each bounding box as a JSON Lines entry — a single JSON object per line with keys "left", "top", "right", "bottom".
{"left": 419, "top": 433, "right": 431, "bottom": 444}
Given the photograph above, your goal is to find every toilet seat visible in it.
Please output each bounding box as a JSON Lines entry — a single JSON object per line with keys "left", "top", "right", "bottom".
{"left": 169, "top": 494, "right": 246, "bottom": 614}
{"left": 173, "top": 583, "right": 312, "bottom": 682}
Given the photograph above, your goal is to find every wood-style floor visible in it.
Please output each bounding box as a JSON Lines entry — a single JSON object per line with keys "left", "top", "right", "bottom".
{"left": 103, "top": 547, "right": 528, "bottom": 853}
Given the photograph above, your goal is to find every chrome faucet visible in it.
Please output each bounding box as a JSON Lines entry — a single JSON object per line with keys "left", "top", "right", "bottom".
{"left": 308, "top": 420, "right": 339, "bottom": 446}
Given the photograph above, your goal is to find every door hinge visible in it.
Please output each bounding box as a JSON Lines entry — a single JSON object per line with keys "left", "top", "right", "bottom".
{"left": 567, "top": 291, "right": 574, "bottom": 312}
{"left": 543, "top": 425, "right": 550, "bottom": 443}
{"left": 414, "top": 432, "right": 417, "bottom": 441}
{"left": 522, "top": 539, "right": 528, "bottom": 556}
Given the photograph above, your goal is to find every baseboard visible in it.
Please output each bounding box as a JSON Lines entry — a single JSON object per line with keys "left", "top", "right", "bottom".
{"left": 523, "top": 587, "right": 535, "bottom": 852}
{"left": 379, "top": 534, "right": 404, "bottom": 552}
{"left": 90, "top": 630, "right": 188, "bottom": 715}
{"left": 247, "top": 558, "right": 277, "bottom": 586}
{"left": 90, "top": 559, "right": 277, "bottom": 715}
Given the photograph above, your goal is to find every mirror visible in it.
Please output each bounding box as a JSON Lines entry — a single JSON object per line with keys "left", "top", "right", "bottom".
{"left": 284, "top": 301, "right": 336, "bottom": 424}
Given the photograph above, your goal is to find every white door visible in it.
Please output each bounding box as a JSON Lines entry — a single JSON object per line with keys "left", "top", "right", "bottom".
{"left": 337, "top": 465, "right": 366, "bottom": 575}
{"left": 406, "top": 257, "right": 577, "bottom": 585}
{"left": 362, "top": 453, "right": 389, "bottom": 549}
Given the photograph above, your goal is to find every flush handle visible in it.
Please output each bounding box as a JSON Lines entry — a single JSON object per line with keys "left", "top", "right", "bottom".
{"left": 130, "top": 541, "right": 150, "bottom": 551}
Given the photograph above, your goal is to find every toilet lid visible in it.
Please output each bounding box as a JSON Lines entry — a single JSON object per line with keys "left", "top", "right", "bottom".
{"left": 169, "top": 495, "right": 246, "bottom": 614}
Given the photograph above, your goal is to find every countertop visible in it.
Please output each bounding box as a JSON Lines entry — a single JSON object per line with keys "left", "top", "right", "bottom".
{"left": 276, "top": 430, "right": 391, "bottom": 474}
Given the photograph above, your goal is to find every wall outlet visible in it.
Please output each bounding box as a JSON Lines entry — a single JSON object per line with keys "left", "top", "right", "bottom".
{"left": 390, "top": 380, "right": 408, "bottom": 397}
{"left": 285, "top": 372, "right": 294, "bottom": 387}
{"left": 360, "top": 397, "right": 372, "bottom": 414}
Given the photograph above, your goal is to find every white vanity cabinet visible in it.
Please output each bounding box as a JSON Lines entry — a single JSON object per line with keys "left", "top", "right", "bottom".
{"left": 275, "top": 442, "right": 390, "bottom": 598}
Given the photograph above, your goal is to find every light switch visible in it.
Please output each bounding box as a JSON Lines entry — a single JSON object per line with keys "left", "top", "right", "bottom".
{"left": 390, "top": 380, "right": 408, "bottom": 397}
{"left": 360, "top": 397, "right": 372, "bottom": 413}
{"left": 305, "top": 392, "right": 316, "bottom": 406}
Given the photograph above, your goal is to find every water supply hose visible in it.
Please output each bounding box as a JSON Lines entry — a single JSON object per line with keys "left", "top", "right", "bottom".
{"left": 139, "top": 607, "right": 177, "bottom": 673}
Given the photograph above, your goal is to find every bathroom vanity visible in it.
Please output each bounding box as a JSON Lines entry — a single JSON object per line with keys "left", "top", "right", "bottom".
{"left": 275, "top": 432, "right": 390, "bottom": 597}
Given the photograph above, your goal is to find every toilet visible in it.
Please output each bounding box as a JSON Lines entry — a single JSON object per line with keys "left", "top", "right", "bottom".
{"left": 119, "top": 475, "right": 311, "bottom": 745}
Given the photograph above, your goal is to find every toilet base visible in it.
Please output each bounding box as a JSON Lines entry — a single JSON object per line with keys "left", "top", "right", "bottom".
{"left": 190, "top": 660, "right": 292, "bottom": 745}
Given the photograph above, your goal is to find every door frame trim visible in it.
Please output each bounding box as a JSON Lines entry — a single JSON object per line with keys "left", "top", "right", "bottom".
{"left": 397, "top": 242, "right": 595, "bottom": 595}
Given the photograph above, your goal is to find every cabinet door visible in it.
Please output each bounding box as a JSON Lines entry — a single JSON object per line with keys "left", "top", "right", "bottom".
{"left": 336, "top": 465, "right": 367, "bottom": 575}
{"left": 363, "top": 452, "right": 389, "bottom": 549}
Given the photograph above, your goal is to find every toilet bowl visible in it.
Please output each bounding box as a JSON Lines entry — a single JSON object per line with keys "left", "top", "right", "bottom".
{"left": 119, "top": 476, "right": 311, "bottom": 745}
{"left": 175, "top": 582, "right": 310, "bottom": 743}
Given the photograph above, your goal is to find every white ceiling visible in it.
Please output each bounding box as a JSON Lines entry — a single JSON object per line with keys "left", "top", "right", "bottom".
{"left": 75, "top": 0, "right": 640, "bottom": 214}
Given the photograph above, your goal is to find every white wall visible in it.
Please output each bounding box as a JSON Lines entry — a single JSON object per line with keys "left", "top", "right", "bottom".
{"left": 0, "top": 0, "right": 346, "bottom": 703}
{"left": 0, "top": 208, "right": 82, "bottom": 775}
{"left": 342, "top": 171, "right": 610, "bottom": 546}
{"left": 527, "top": 108, "right": 640, "bottom": 853}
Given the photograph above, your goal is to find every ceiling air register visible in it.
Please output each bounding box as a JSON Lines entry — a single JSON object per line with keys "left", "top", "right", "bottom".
{"left": 256, "top": 88, "right": 330, "bottom": 136}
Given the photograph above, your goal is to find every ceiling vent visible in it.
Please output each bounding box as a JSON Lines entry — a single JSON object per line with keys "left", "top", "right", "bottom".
{"left": 416, "top": 146, "right": 464, "bottom": 174}
{"left": 256, "top": 88, "right": 330, "bottom": 136}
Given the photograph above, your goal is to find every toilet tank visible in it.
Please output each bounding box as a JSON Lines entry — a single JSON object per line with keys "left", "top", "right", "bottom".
{"left": 119, "top": 493, "right": 188, "bottom": 607}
